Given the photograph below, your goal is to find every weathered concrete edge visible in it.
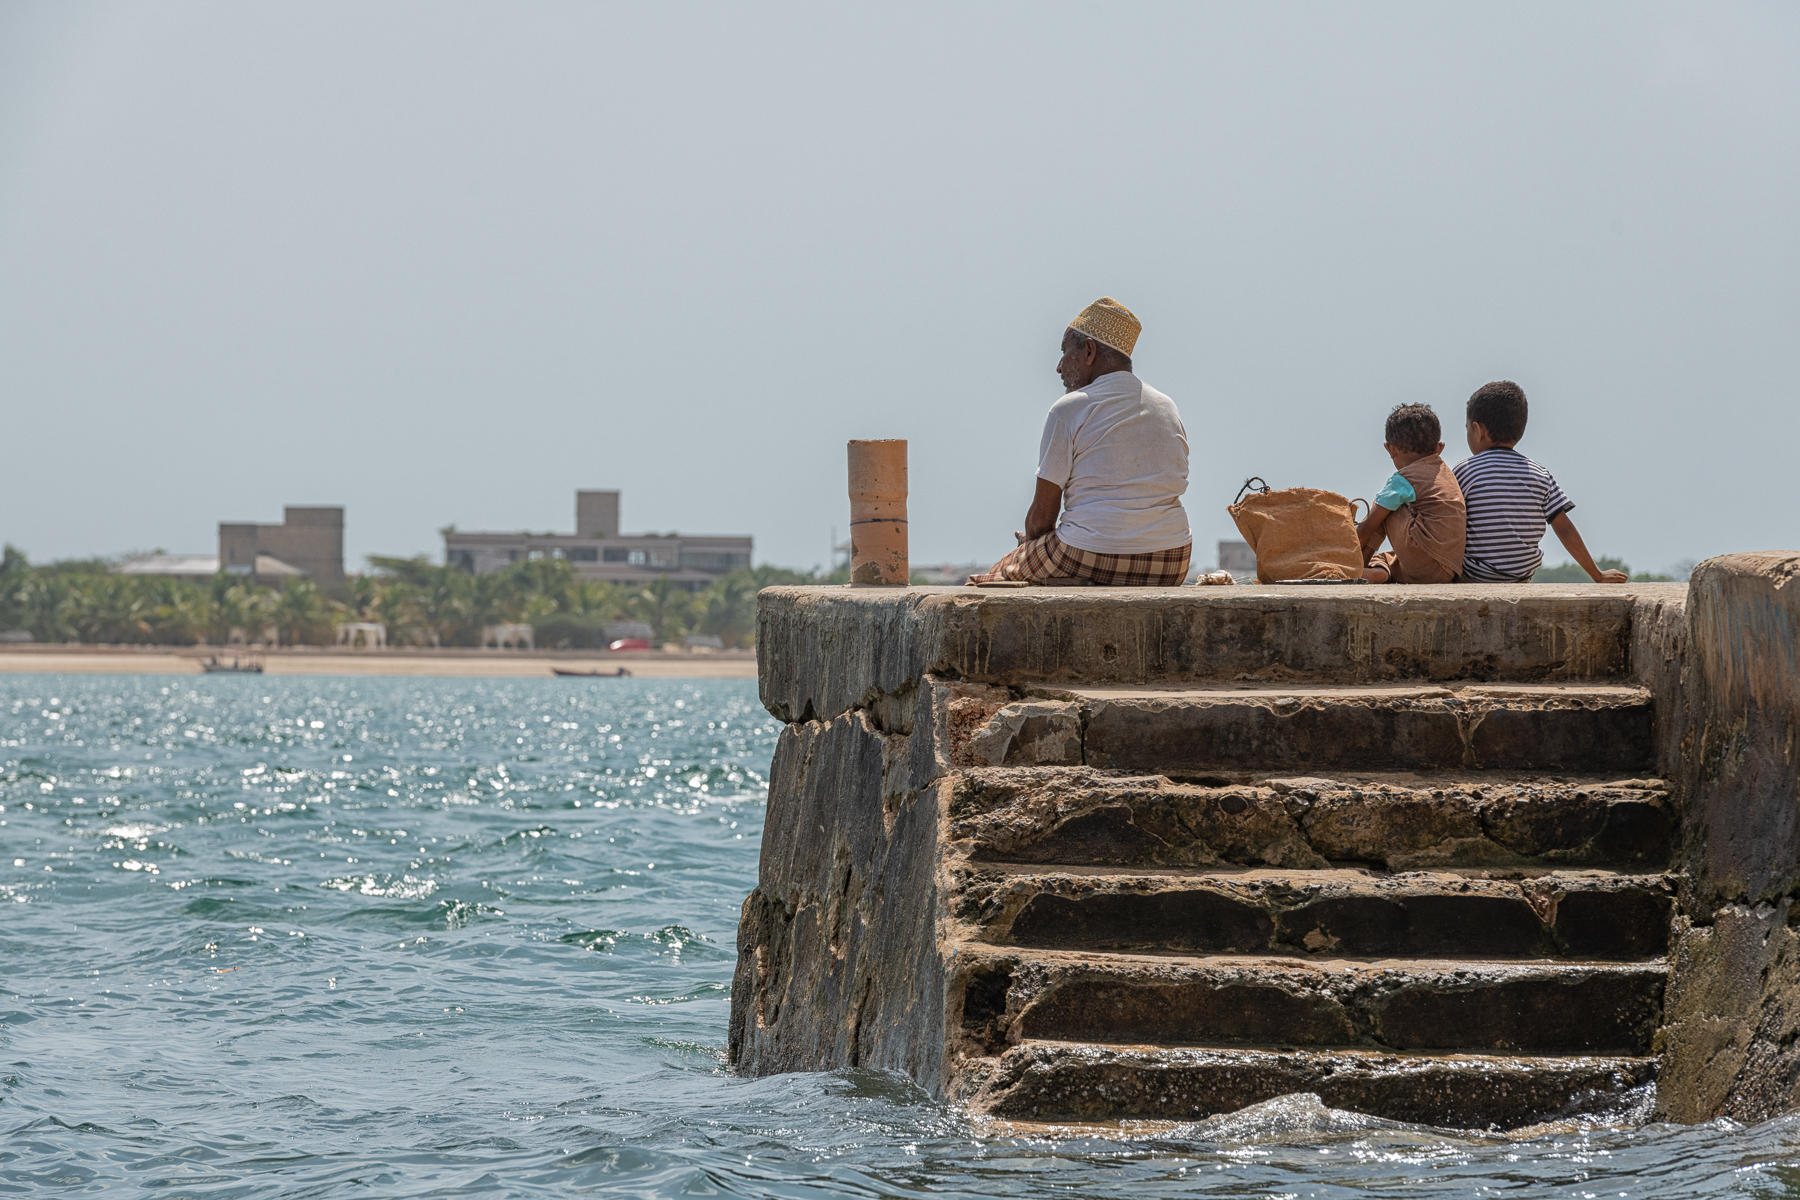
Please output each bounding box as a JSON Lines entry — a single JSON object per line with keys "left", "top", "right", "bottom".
{"left": 1652, "top": 552, "right": 1800, "bottom": 1123}
{"left": 759, "top": 583, "right": 1687, "bottom": 724}
{"left": 729, "top": 677, "right": 959, "bottom": 1090}
{"left": 1628, "top": 586, "right": 1689, "bottom": 782}
{"left": 757, "top": 588, "right": 944, "bottom": 723}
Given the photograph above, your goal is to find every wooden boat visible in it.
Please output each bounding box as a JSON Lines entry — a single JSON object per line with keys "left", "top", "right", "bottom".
{"left": 551, "top": 666, "right": 632, "bottom": 678}
{"left": 201, "top": 654, "right": 264, "bottom": 674}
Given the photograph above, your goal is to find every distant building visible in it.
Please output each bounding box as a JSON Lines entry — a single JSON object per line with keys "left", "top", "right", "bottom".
{"left": 220, "top": 507, "right": 346, "bottom": 591}
{"left": 444, "top": 490, "right": 751, "bottom": 591}
{"left": 1218, "top": 539, "right": 1257, "bottom": 581}
{"left": 116, "top": 553, "right": 307, "bottom": 585}
{"left": 115, "top": 505, "right": 344, "bottom": 589}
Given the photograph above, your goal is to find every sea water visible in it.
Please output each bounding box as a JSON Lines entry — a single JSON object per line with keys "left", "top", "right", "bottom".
{"left": 4, "top": 674, "right": 1800, "bottom": 1199}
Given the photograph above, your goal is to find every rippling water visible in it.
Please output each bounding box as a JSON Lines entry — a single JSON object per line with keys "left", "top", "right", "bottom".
{"left": 5, "top": 674, "right": 1800, "bottom": 1198}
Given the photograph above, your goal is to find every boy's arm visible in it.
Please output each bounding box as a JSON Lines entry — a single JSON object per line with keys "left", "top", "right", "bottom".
{"left": 1357, "top": 505, "right": 1393, "bottom": 562}
{"left": 1359, "top": 471, "right": 1414, "bottom": 561}
{"left": 1548, "top": 512, "right": 1628, "bottom": 582}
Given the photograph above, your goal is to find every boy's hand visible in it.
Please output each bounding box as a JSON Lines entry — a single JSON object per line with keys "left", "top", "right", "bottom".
{"left": 1595, "top": 569, "right": 1629, "bottom": 583}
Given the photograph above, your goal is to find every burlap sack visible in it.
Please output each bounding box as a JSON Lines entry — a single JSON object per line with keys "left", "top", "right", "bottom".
{"left": 1228, "top": 483, "right": 1364, "bottom": 583}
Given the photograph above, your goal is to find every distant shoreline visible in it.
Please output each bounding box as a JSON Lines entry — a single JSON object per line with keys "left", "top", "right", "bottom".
{"left": 0, "top": 645, "right": 757, "bottom": 678}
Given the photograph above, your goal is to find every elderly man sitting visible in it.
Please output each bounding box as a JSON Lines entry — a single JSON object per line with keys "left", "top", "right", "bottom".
{"left": 969, "top": 297, "right": 1192, "bottom": 586}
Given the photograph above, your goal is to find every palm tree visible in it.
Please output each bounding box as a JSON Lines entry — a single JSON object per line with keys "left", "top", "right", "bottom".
{"left": 272, "top": 579, "right": 338, "bottom": 645}
{"left": 203, "top": 572, "right": 243, "bottom": 645}
{"left": 698, "top": 571, "right": 757, "bottom": 648}
{"left": 348, "top": 574, "right": 383, "bottom": 621}
{"left": 366, "top": 556, "right": 466, "bottom": 645}
{"left": 0, "top": 544, "right": 29, "bottom": 632}
{"left": 19, "top": 573, "right": 77, "bottom": 642}
{"left": 211, "top": 581, "right": 276, "bottom": 645}
{"left": 567, "top": 580, "right": 623, "bottom": 620}
{"left": 510, "top": 557, "right": 578, "bottom": 609}
{"left": 627, "top": 575, "right": 694, "bottom": 644}
{"left": 144, "top": 578, "right": 212, "bottom": 644}
{"left": 66, "top": 576, "right": 153, "bottom": 644}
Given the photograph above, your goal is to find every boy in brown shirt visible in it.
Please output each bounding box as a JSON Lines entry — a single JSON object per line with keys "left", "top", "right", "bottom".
{"left": 1359, "top": 403, "right": 1466, "bottom": 583}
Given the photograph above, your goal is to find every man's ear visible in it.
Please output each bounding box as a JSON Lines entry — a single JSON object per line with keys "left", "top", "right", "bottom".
{"left": 1435, "top": 442, "right": 1445, "bottom": 454}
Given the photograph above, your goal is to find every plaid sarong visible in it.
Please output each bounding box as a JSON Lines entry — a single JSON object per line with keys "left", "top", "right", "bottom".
{"left": 967, "top": 532, "right": 1192, "bottom": 586}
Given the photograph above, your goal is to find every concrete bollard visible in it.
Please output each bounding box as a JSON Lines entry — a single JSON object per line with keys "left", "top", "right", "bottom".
{"left": 847, "top": 439, "right": 908, "bottom": 586}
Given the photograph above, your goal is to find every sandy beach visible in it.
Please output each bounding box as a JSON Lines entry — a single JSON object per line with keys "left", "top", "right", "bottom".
{"left": 0, "top": 645, "right": 757, "bottom": 678}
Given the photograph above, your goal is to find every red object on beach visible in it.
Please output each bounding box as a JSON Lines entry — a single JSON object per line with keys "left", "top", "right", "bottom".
{"left": 607, "top": 638, "right": 651, "bottom": 652}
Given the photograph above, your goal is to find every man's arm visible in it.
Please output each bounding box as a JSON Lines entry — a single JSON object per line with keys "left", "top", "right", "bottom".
{"left": 1019, "top": 477, "right": 1062, "bottom": 542}
{"left": 1548, "top": 512, "right": 1628, "bottom": 582}
{"left": 1357, "top": 505, "right": 1393, "bottom": 562}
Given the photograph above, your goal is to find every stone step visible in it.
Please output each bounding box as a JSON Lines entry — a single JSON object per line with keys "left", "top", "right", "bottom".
{"left": 954, "top": 866, "right": 1674, "bottom": 960}
{"left": 758, "top": 586, "right": 1666, "bottom": 725}
{"left": 950, "top": 768, "right": 1674, "bottom": 872}
{"left": 980, "top": 683, "right": 1655, "bottom": 775}
{"left": 954, "top": 1040, "right": 1656, "bottom": 1129}
{"left": 954, "top": 948, "right": 1666, "bottom": 1056}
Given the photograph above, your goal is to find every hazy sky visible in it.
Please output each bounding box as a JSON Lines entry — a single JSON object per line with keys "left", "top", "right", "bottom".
{"left": 2, "top": 2, "right": 1794, "bottom": 575}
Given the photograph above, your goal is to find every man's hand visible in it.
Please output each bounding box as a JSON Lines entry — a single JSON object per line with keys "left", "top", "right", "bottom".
{"left": 1595, "top": 568, "right": 1629, "bottom": 583}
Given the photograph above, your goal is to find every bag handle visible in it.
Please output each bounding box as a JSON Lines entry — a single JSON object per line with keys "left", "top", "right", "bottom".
{"left": 1233, "top": 476, "right": 1271, "bottom": 505}
{"left": 1351, "top": 497, "right": 1369, "bottom": 522}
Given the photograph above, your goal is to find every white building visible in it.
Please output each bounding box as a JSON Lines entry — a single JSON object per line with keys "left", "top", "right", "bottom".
{"left": 444, "top": 490, "right": 752, "bottom": 592}
{"left": 1218, "top": 540, "right": 1257, "bottom": 581}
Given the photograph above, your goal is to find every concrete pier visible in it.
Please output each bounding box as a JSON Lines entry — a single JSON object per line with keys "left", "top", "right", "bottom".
{"left": 730, "top": 558, "right": 1800, "bottom": 1128}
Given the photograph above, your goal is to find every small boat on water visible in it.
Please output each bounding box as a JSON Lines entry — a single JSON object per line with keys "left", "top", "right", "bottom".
{"left": 201, "top": 654, "right": 264, "bottom": 674}
{"left": 551, "top": 666, "right": 632, "bottom": 678}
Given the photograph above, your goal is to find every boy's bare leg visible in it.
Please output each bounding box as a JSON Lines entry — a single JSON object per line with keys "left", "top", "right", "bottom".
{"left": 1359, "top": 505, "right": 1398, "bottom": 582}
{"left": 1356, "top": 504, "right": 1394, "bottom": 564}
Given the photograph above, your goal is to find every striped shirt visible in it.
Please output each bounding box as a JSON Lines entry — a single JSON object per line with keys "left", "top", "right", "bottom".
{"left": 1452, "top": 448, "right": 1574, "bottom": 582}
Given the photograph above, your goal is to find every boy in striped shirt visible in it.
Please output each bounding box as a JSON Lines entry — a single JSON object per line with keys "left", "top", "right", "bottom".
{"left": 1454, "top": 380, "right": 1628, "bottom": 584}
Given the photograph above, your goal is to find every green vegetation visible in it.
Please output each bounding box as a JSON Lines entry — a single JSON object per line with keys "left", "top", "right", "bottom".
{"left": 1535, "top": 557, "right": 1683, "bottom": 583}
{"left": 0, "top": 546, "right": 836, "bottom": 648}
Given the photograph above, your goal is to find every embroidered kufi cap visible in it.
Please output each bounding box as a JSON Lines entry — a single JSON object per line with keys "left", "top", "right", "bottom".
{"left": 1069, "top": 296, "right": 1141, "bottom": 356}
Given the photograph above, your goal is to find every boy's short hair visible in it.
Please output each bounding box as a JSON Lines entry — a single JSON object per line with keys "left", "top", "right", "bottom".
{"left": 1385, "top": 403, "right": 1441, "bottom": 455}
{"left": 1468, "top": 380, "right": 1529, "bottom": 444}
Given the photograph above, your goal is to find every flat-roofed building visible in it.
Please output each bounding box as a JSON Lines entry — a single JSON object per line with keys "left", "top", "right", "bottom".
{"left": 444, "top": 491, "right": 751, "bottom": 590}
{"left": 116, "top": 553, "right": 308, "bottom": 586}
{"left": 114, "top": 505, "right": 343, "bottom": 590}
{"left": 220, "top": 507, "right": 346, "bottom": 591}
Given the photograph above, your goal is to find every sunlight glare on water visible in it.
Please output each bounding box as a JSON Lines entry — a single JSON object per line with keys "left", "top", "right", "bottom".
{"left": 4, "top": 674, "right": 1800, "bottom": 1198}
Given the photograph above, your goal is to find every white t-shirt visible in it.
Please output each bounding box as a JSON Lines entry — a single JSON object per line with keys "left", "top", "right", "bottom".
{"left": 1036, "top": 371, "right": 1191, "bottom": 554}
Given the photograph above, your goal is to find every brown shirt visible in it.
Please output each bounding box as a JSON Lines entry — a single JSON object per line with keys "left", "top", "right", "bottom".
{"left": 1385, "top": 454, "right": 1466, "bottom": 583}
